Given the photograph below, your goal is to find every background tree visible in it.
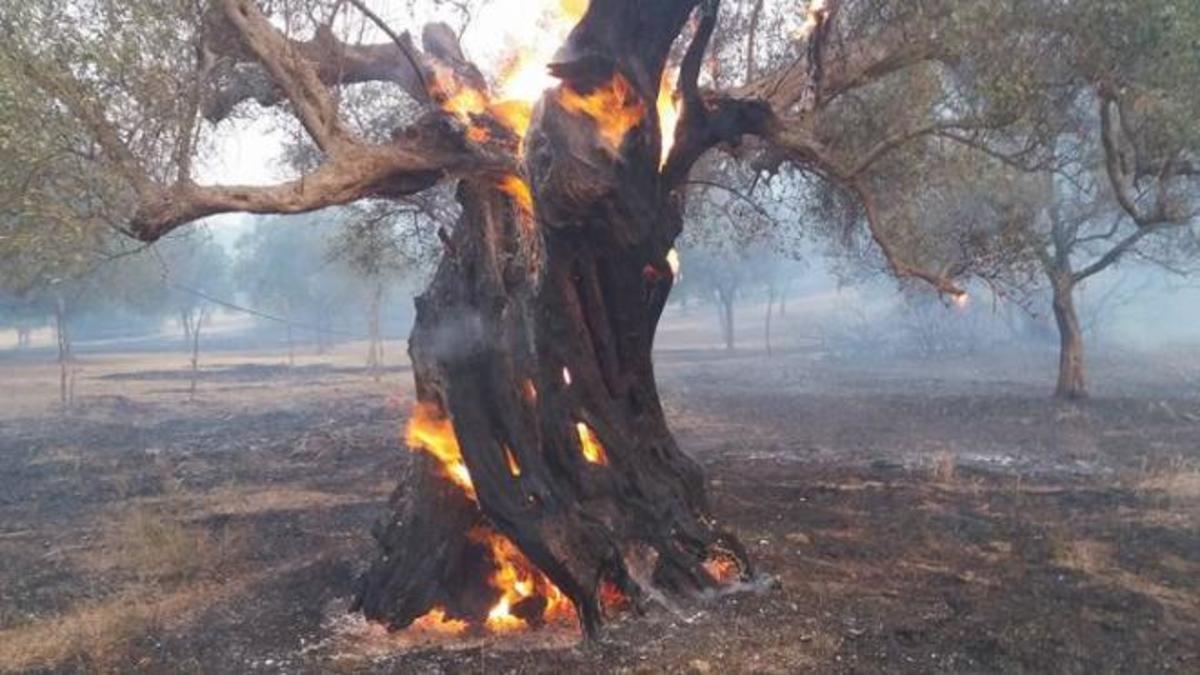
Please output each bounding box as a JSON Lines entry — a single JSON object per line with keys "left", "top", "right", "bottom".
{"left": 325, "top": 201, "right": 437, "bottom": 378}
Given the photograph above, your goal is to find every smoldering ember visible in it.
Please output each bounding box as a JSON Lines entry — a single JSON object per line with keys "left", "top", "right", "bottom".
{"left": 1, "top": 0, "right": 1198, "bottom": 672}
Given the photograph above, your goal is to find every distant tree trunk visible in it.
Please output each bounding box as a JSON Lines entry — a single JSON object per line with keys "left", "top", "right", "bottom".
{"left": 764, "top": 287, "right": 775, "bottom": 356}
{"left": 283, "top": 299, "right": 295, "bottom": 367}
{"left": 185, "top": 307, "right": 206, "bottom": 401}
{"left": 179, "top": 308, "right": 194, "bottom": 343}
{"left": 715, "top": 285, "right": 736, "bottom": 351}
{"left": 313, "top": 306, "right": 328, "bottom": 355}
{"left": 54, "top": 295, "right": 73, "bottom": 409}
{"left": 366, "top": 280, "right": 384, "bottom": 381}
{"left": 1052, "top": 277, "right": 1087, "bottom": 400}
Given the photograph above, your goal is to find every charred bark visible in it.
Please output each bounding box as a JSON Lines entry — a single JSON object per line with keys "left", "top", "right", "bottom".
{"left": 357, "top": 0, "right": 755, "bottom": 639}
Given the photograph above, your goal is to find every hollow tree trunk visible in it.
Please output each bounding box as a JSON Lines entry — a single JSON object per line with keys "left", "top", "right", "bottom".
{"left": 1052, "top": 279, "right": 1087, "bottom": 400}
{"left": 356, "top": 0, "right": 755, "bottom": 639}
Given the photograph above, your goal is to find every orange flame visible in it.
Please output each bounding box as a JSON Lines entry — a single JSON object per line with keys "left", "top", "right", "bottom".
{"left": 575, "top": 421, "right": 609, "bottom": 465}
{"left": 405, "top": 402, "right": 475, "bottom": 499}
{"left": 503, "top": 444, "right": 522, "bottom": 477}
{"left": 795, "top": 0, "right": 829, "bottom": 40}
{"left": 497, "top": 174, "right": 534, "bottom": 213}
{"left": 702, "top": 551, "right": 741, "bottom": 584}
{"left": 470, "top": 527, "right": 575, "bottom": 632}
{"left": 409, "top": 606, "right": 469, "bottom": 635}
{"left": 403, "top": 403, "right": 578, "bottom": 634}
{"left": 432, "top": 0, "right": 590, "bottom": 148}
{"left": 657, "top": 70, "right": 680, "bottom": 168}
{"left": 558, "top": 73, "right": 646, "bottom": 153}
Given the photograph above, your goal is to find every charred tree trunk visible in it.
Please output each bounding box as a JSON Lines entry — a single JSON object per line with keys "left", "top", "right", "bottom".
{"left": 1052, "top": 278, "right": 1087, "bottom": 400}
{"left": 356, "top": 0, "right": 762, "bottom": 639}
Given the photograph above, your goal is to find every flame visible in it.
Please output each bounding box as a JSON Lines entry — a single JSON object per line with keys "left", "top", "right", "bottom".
{"left": 405, "top": 401, "right": 475, "bottom": 499}
{"left": 497, "top": 174, "right": 534, "bottom": 213}
{"left": 522, "top": 378, "right": 538, "bottom": 403}
{"left": 575, "top": 421, "right": 609, "bottom": 465}
{"left": 431, "top": 0, "right": 588, "bottom": 147}
{"left": 795, "top": 0, "right": 829, "bottom": 40}
{"left": 702, "top": 550, "right": 741, "bottom": 584}
{"left": 503, "top": 444, "right": 522, "bottom": 477}
{"left": 489, "top": 99, "right": 534, "bottom": 140}
{"left": 558, "top": 73, "right": 646, "bottom": 153}
{"left": 471, "top": 527, "right": 575, "bottom": 632}
{"left": 952, "top": 292, "right": 970, "bottom": 310}
{"left": 562, "top": 367, "right": 572, "bottom": 386}
{"left": 403, "top": 402, "right": 583, "bottom": 634}
{"left": 666, "top": 248, "right": 681, "bottom": 277}
{"left": 657, "top": 70, "right": 680, "bottom": 168}
{"left": 409, "top": 606, "right": 469, "bottom": 635}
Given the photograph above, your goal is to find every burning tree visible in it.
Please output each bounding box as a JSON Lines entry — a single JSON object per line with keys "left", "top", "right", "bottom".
{"left": 0, "top": 0, "right": 982, "bottom": 638}
{"left": 9, "top": 0, "right": 1195, "bottom": 638}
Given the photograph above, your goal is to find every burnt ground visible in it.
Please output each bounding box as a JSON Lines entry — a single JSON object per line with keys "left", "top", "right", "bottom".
{"left": 0, "top": 325, "right": 1198, "bottom": 673}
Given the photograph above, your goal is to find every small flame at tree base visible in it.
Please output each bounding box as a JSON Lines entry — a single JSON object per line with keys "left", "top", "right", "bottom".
{"left": 702, "top": 547, "right": 743, "bottom": 585}
{"left": 408, "top": 607, "right": 469, "bottom": 635}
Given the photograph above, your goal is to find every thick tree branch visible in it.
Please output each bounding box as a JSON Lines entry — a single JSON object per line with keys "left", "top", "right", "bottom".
{"left": 130, "top": 115, "right": 516, "bottom": 242}
{"left": 218, "top": 0, "right": 355, "bottom": 152}
{"left": 1098, "top": 91, "right": 1185, "bottom": 229}
{"left": 203, "top": 5, "right": 434, "bottom": 121}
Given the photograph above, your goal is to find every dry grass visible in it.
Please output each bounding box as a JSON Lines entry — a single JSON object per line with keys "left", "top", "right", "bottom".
{"left": 0, "top": 586, "right": 209, "bottom": 672}
{"left": 1136, "top": 456, "right": 1200, "bottom": 501}
{"left": 1053, "top": 537, "right": 1199, "bottom": 614}
{"left": 95, "top": 507, "right": 245, "bottom": 583}
{"left": 0, "top": 554, "right": 319, "bottom": 673}
{"left": 929, "top": 450, "right": 957, "bottom": 484}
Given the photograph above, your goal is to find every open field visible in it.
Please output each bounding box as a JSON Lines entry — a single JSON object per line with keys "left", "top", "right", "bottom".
{"left": 1, "top": 311, "right": 1198, "bottom": 673}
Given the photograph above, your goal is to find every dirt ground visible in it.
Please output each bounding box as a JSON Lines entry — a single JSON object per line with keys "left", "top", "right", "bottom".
{"left": 1, "top": 312, "right": 1198, "bottom": 674}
